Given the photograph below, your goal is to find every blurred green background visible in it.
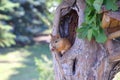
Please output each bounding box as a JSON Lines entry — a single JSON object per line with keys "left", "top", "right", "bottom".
{"left": 0, "top": 0, "right": 61, "bottom": 80}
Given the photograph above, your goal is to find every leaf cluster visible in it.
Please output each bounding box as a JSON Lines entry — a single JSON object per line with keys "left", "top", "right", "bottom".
{"left": 35, "top": 55, "right": 54, "bottom": 80}
{"left": 77, "top": 0, "right": 118, "bottom": 43}
{"left": 0, "top": 0, "right": 61, "bottom": 47}
{"left": 0, "top": 24, "right": 16, "bottom": 47}
{"left": 0, "top": 0, "right": 18, "bottom": 47}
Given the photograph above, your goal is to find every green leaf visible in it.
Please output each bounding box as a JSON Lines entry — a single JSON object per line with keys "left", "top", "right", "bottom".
{"left": 0, "top": 1, "right": 19, "bottom": 11}
{"left": 87, "top": 29, "right": 93, "bottom": 41}
{"left": 82, "top": 29, "right": 88, "bottom": 38}
{"left": 85, "top": 7, "right": 95, "bottom": 23}
{"left": 92, "top": 27, "right": 99, "bottom": 37}
{"left": 93, "top": 0, "right": 103, "bottom": 13}
{"left": 95, "top": 31, "right": 107, "bottom": 43}
{"left": 88, "top": 13, "right": 96, "bottom": 24}
{"left": 77, "top": 27, "right": 84, "bottom": 33}
{"left": 0, "top": 42, "right": 5, "bottom": 47}
{"left": 85, "top": 0, "right": 94, "bottom": 6}
{"left": 2, "top": 40, "right": 11, "bottom": 47}
{"left": 78, "top": 30, "right": 87, "bottom": 39}
{"left": 77, "top": 26, "right": 88, "bottom": 39}
{"left": 77, "top": 0, "right": 110, "bottom": 43}
{"left": 105, "top": 0, "right": 118, "bottom": 11}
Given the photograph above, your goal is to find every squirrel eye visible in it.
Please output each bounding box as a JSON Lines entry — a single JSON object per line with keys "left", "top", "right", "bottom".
{"left": 55, "top": 41, "right": 58, "bottom": 43}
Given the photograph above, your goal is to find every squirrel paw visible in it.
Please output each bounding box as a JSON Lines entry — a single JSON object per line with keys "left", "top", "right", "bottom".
{"left": 61, "top": 50, "right": 66, "bottom": 54}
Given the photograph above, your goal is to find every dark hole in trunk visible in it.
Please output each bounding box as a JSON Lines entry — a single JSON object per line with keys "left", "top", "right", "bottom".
{"left": 72, "top": 58, "right": 77, "bottom": 75}
{"left": 59, "top": 9, "right": 78, "bottom": 46}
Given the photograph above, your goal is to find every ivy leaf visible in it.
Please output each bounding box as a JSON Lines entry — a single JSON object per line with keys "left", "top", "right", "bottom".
{"left": 77, "top": 0, "right": 110, "bottom": 43}
{"left": 77, "top": 27, "right": 84, "bottom": 33}
{"left": 92, "top": 26, "right": 99, "bottom": 35}
{"left": 77, "top": 27, "right": 88, "bottom": 39}
{"left": 88, "top": 13, "right": 96, "bottom": 24}
{"left": 87, "top": 29, "right": 93, "bottom": 41}
{"left": 85, "top": 6, "right": 93, "bottom": 22}
{"left": 105, "top": 0, "right": 118, "bottom": 11}
{"left": 85, "top": 0, "right": 94, "bottom": 6}
{"left": 95, "top": 31, "right": 107, "bottom": 43}
{"left": 93, "top": 0, "right": 103, "bottom": 13}
{"left": 77, "top": 23, "right": 89, "bottom": 39}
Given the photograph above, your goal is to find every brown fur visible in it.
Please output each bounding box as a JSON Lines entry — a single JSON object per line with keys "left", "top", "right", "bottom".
{"left": 50, "top": 34, "right": 71, "bottom": 54}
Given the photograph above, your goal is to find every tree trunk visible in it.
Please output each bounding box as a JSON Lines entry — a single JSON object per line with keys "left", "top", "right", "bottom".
{"left": 50, "top": 0, "right": 120, "bottom": 80}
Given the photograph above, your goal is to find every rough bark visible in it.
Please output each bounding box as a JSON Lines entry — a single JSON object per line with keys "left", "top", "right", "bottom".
{"left": 50, "top": 0, "right": 120, "bottom": 80}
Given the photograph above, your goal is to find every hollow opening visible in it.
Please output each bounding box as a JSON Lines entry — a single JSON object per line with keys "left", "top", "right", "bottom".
{"left": 72, "top": 58, "right": 77, "bottom": 75}
{"left": 59, "top": 9, "right": 78, "bottom": 46}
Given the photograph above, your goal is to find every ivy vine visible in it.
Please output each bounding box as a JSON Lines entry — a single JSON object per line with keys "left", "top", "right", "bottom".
{"left": 77, "top": 0, "right": 118, "bottom": 43}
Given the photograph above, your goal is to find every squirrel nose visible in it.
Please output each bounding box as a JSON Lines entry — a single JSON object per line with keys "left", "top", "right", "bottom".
{"left": 51, "top": 48, "right": 55, "bottom": 51}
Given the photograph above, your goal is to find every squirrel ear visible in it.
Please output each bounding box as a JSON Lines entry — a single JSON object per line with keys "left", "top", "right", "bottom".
{"left": 49, "top": 34, "right": 60, "bottom": 38}
{"left": 56, "top": 34, "right": 60, "bottom": 38}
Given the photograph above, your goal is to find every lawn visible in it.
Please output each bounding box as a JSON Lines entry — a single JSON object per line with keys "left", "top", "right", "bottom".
{"left": 0, "top": 43, "right": 51, "bottom": 80}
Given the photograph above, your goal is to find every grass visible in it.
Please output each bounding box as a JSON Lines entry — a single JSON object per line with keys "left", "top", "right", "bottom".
{"left": 0, "top": 43, "right": 51, "bottom": 80}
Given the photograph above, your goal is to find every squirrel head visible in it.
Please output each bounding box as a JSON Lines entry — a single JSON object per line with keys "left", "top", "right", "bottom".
{"left": 50, "top": 34, "right": 61, "bottom": 51}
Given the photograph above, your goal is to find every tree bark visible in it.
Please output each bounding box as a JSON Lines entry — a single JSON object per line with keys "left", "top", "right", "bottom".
{"left": 50, "top": 0, "right": 120, "bottom": 80}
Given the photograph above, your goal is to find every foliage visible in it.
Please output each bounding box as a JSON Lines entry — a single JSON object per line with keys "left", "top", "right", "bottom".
{"left": 104, "top": 0, "right": 118, "bottom": 11}
{"left": 35, "top": 55, "right": 54, "bottom": 80}
{"left": 9, "top": 0, "right": 61, "bottom": 35}
{"left": 0, "top": 0, "right": 60, "bottom": 46}
{"left": 46, "top": 0, "right": 61, "bottom": 21}
{"left": 0, "top": 0, "right": 19, "bottom": 47}
{"left": 1, "top": 0, "right": 60, "bottom": 45}
{"left": 0, "top": 24, "right": 16, "bottom": 47}
{"left": 77, "top": 0, "right": 118, "bottom": 43}
{"left": 9, "top": 0, "right": 49, "bottom": 36}
{"left": 0, "top": 0, "right": 19, "bottom": 11}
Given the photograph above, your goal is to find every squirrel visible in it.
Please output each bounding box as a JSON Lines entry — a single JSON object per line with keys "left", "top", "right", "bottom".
{"left": 50, "top": 34, "right": 71, "bottom": 79}
{"left": 50, "top": 34, "right": 71, "bottom": 54}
